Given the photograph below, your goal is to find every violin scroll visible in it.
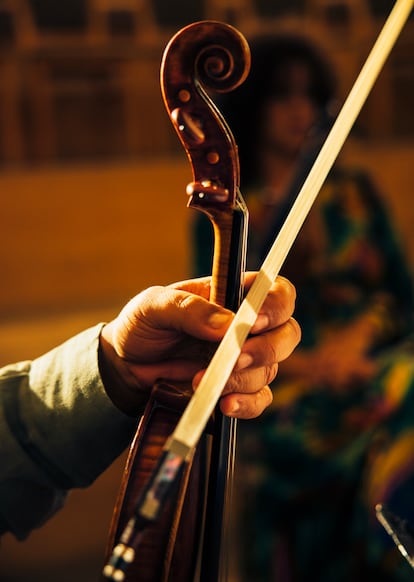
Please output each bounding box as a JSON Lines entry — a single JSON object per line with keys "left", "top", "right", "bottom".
{"left": 161, "top": 21, "right": 250, "bottom": 210}
{"left": 193, "top": 30, "right": 249, "bottom": 94}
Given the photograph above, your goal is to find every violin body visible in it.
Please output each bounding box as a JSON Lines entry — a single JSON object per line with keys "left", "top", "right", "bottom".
{"left": 106, "top": 382, "right": 204, "bottom": 581}
{"left": 104, "top": 21, "right": 250, "bottom": 582}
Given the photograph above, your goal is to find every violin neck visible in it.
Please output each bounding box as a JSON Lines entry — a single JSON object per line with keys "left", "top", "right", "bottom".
{"left": 209, "top": 192, "right": 248, "bottom": 308}
{"left": 200, "top": 192, "right": 248, "bottom": 581}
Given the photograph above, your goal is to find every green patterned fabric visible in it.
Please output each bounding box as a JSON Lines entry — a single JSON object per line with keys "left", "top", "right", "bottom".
{"left": 194, "top": 166, "right": 414, "bottom": 580}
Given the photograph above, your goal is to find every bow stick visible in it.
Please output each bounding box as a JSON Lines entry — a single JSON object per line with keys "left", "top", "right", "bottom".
{"left": 103, "top": 0, "right": 413, "bottom": 577}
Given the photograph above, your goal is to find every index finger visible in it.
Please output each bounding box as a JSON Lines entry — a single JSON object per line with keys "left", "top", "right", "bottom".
{"left": 168, "top": 276, "right": 212, "bottom": 300}
{"left": 244, "top": 274, "right": 297, "bottom": 334}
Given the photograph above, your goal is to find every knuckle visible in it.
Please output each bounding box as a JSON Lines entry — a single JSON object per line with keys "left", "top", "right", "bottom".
{"left": 264, "top": 363, "right": 279, "bottom": 385}
{"left": 288, "top": 317, "right": 302, "bottom": 345}
{"left": 242, "top": 385, "right": 273, "bottom": 419}
{"left": 175, "top": 292, "right": 197, "bottom": 311}
{"left": 265, "top": 277, "right": 297, "bottom": 325}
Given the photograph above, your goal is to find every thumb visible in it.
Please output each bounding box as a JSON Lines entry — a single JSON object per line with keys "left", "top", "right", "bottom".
{"left": 155, "top": 286, "right": 235, "bottom": 341}
{"left": 122, "top": 285, "right": 234, "bottom": 342}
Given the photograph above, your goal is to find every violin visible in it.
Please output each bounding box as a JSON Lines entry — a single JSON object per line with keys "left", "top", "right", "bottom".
{"left": 103, "top": 2, "right": 413, "bottom": 579}
{"left": 103, "top": 20, "right": 250, "bottom": 582}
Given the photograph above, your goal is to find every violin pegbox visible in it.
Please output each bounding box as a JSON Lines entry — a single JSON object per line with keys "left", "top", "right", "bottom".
{"left": 160, "top": 20, "right": 250, "bottom": 213}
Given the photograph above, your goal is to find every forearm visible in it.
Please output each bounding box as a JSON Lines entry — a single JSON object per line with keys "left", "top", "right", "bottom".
{"left": 0, "top": 324, "right": 137, "bottom": 539}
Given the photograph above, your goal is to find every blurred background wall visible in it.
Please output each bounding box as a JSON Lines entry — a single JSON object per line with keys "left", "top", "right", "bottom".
{"left": 0, "top": 1, "right": 413, "bottom": 580}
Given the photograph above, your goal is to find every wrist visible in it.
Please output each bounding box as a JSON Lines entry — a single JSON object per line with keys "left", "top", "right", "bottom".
{"left": 98, "top": 323, "right": 148, "bottom": 417}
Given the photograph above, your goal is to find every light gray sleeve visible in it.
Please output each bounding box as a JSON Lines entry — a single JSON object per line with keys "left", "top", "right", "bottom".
{"left": 0, "top": 324, "right": 137, "bottom": 539}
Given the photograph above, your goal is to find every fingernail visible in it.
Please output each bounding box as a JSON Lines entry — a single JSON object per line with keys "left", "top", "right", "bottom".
{"left": 208, "top": 311, "right": 232, "bottom": 329}
{"left": 228, "top": 401, "right": 240, "bottom": 415}
{"left": 237, "top": 353, "right": 254, "bottom": 370}
{"left": 251, "top": 314, "right": 270, "bottom": 332}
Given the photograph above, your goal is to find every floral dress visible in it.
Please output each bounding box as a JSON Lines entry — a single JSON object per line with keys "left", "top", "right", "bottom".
{"left": 237, "top": 167, "right": 414, "bottom": 581}
{"left": 193, "top": 165, "right": 414, "bottom": 580}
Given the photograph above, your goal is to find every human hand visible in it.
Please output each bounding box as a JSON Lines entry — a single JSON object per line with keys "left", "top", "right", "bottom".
{"left": 99, "top": 273, "right": 300, "bottom": 419}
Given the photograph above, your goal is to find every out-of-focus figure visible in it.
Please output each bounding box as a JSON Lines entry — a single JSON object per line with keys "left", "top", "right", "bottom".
{"left": 193, "top": 32, "right": 414, "bottom": 581}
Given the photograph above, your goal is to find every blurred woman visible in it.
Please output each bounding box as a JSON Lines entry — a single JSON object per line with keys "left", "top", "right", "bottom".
{"left": 194, "top": 33, "right": 414, "bottom": 581}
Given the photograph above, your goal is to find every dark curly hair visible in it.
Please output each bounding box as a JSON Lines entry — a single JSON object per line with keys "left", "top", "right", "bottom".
{"left": 216, "top": 32, "right": 337, "bottom": 189}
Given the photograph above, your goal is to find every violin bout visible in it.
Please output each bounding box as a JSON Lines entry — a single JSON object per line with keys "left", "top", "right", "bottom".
{"left": 105, "top": 382, "right": 211, "bottom": 581}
